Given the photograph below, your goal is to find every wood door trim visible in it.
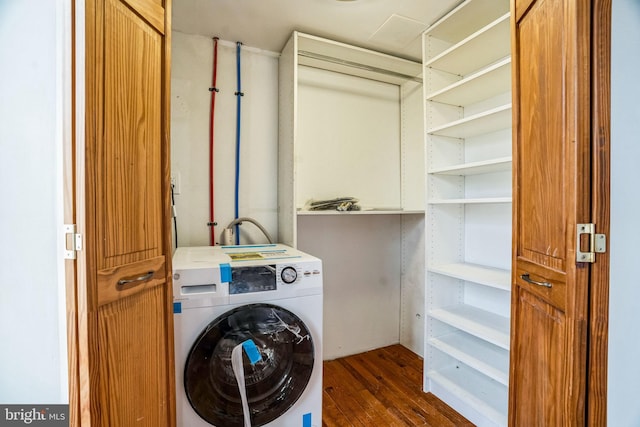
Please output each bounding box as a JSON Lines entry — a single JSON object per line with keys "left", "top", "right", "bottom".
{"left": 587, "top": 0, "right": 611, "bottom": 425}
{"left": 66, "top": 1, "right": 80, "bottom": 426}
{"left": 161, "top": 0, "right": 176, "bottom": 423}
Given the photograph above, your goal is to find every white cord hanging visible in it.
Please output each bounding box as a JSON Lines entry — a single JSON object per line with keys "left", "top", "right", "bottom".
{"left": 231, "top": 343, "right": 252, "bottom": 427}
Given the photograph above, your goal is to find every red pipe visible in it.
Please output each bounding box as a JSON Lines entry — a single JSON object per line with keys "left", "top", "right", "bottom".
{"left": 209, "top": 37, "right": 219, "bottom": 245}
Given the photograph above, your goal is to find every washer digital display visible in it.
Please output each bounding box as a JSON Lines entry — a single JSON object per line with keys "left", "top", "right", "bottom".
{"left": 229, "top": 266, "right": 277, "bottom": 294}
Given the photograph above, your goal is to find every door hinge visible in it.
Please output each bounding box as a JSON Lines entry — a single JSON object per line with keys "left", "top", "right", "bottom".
{"left": 577, "top": 223, "right": 606, "bottom": 263}
{"left": 63, "top": 224, "right": 83, "bottom": 260}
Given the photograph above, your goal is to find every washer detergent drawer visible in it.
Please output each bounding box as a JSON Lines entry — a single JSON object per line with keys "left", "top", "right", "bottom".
{"left": 173, "top": 266, "right": 229, "bottom": 308}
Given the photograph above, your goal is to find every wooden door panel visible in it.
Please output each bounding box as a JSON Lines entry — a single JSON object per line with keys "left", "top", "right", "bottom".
{"left": 81, "top": 0, "right": 174, "bottom": 425}
{"left": 516, "top": 0, "right": 566, "bottom": 273}
{"left": 511, "top": 288, "right": 566, "bottom": 426}
{"left": 99, "top": 0, "right": 163, "bottom": 269}
{"left": 97, "top": 285, "right": 170, "bottom": 426}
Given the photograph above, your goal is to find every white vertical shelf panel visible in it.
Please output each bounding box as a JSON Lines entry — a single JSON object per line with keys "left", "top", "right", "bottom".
{"left": 277, "top": 34, "right": 297, "bottom": 247}
{"left": 423, "top": 1, "right": 512, "bottom": 426}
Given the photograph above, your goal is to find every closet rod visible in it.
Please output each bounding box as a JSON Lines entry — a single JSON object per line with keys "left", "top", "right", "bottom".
{"left": 298, "top": 50, "right": 423, "bottom": 83}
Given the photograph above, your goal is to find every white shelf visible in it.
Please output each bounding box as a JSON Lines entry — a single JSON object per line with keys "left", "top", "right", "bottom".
{"left": 425, "top": 14, "right": 511, "bottom": 76}
{"left": 427, "top": 104, "right": 512, "bottom": 138}
{"left": 429, "top": 157, "right": 512, "bottom": 176}
{"left": 296, "top": 209, "right": 424, "bottom": 216}
{"left": 428, "top": 365, "right": 508, "bottom": 427}
{"left": 429, "top": 262, "right": 511, "bottom": 291}
{"left": 429, "top": 331, "right": 510, "bottom": 385}
{"left": 424, "top": 0, "right": 510, "bottom": 43}
{"left": 297, "top": 32, "right": 422, "bottom": 85}
{"left": 428, "top": 197, "right": 512, "bottom": 205}
{"left": 429, "top": 304, "right": 510, "bottom": 350}
{"left": 426, "top": 58, "right": 512, "bottom": 106}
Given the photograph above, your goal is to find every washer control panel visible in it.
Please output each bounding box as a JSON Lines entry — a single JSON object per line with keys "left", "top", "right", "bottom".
{"left": 227, "top": 262, "right": 322, "bottom": 296}
{"left": 276, "top": 263, "right": 322, "bottom": 286}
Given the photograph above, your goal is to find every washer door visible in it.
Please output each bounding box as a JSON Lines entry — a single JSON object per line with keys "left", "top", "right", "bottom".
{"left": 184, "top": 303, "right": 315, "bottom": 427}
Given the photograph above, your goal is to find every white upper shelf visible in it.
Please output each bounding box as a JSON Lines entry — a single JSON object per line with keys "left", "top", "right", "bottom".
{"left": 296, "top": 32, "right": 422, "bottom": 85}
{"left": 429, "top": 304, "right": 510, "bottom": 350}
{"left": 429, "top": 157, "right": 512, "bottom": 176}
{"left": 427, "top": 104, "right": 512, "bottom": 138}
{"left": 427, "top": 365, "right": 508, "bottom": 426}
{"left": 426, "top": 57, "right": 512, "bottom": 106}
{"left": 429, "top": 331, "right": 510, "bottom": 385}
{"left": 424, "top": 0, "right": 510, "bottom": 44}
{"left": 428, "top": 197, "right": 512, "bottom": 205}
{"left": 296, "top": 208, "right": 424, "bottom": 216}
{"left": 425, "top": 14, "right": 511, "bottom": 76}
{"left": 428, "top": 262, "right": 511, "bottom": 291}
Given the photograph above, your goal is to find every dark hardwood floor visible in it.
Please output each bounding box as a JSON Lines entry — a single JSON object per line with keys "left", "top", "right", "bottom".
{"left": 322, "top": 345, "right": 474, "bottom": 427}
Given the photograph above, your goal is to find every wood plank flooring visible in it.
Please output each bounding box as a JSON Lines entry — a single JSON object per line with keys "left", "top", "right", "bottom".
{"left": 322, "top": 345, "right": 474, "bottom": 427}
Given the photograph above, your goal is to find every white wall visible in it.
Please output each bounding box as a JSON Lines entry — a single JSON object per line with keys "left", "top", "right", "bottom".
{"left": 171, "top": 32, "right": 279, "bottom": 247}
{"left": 0, "top": 0, "right": 68, "bottom": 403}
{"left": 608, "top": 0, "right": 640, "bottom": 425}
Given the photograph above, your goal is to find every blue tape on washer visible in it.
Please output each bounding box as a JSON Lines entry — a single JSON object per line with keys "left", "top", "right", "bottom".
{"left": 303, "top": 413, "right": 311, "bottom": 427}
{"left": 220, "top": 263, "right": 232, "bottom": 282}
{"left": 242, "top": 339, "right": 262, "bottom": 365}
{"left": 173, "top": 302, "right": 182, "bottom": 314}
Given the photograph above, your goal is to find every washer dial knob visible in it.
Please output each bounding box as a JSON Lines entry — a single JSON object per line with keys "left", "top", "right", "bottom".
{"left": 280, "top": 266, "right": 298, "bottom": 284}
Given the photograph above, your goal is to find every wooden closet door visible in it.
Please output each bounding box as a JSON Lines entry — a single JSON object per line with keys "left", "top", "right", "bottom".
{"left": 80, "top": 0, "right": 175, "bottom": 425}
{"left": 509, "top": 0, "right": 593, "bottom": 425}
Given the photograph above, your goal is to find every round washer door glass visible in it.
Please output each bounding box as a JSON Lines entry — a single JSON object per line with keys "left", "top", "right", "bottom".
{"left": 184, "top": 303, "right": 315, "bottom": 426}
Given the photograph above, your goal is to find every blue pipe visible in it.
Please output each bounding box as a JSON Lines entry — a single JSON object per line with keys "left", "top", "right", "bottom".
{"left": 234, "top": 42, "right": 243, "bottom": 245}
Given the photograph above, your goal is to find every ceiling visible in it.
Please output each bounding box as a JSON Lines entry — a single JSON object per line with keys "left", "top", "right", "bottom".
{"left": 172, "top": 0, "right": 462, "bottom": 62}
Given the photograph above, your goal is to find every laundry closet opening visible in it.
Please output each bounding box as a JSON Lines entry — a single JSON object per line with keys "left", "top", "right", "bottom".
{"left": 170, "top": 0, "right": 510, "bottom": 426}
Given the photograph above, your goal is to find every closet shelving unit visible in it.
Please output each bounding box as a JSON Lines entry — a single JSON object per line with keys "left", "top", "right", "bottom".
{"left": 278, "top": 32, "right": 426, "bottom": 359}
{"left": 422, "top": 0, "right": 512, "bottom": 426}
{"left": 278, "top": 32, "right": 425, "bottom": 228}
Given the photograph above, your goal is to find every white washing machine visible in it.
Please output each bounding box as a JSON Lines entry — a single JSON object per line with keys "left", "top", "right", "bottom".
{"left": 172, "top": 244, "right": 323, "bottom": 427}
